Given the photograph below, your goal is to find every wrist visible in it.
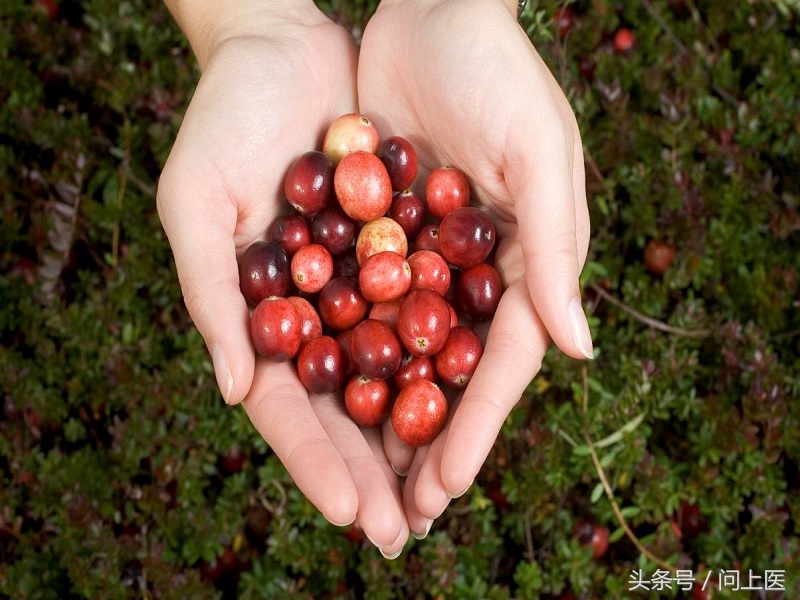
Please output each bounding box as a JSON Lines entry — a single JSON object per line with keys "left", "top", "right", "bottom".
{"left": 378, "top": 0, "right": 518, "bottom": 18}
{"left": 164, "top": 0, "right": 326, "bottom": 70}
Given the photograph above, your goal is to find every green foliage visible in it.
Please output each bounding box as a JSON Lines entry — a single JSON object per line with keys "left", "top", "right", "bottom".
{"left": 1, "top": 0, "right": 799, "bottom": 598}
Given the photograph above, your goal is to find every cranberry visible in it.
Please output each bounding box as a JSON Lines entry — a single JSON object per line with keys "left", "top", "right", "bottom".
{"left": 350, "top": 319, "right": 402, "bottom": 380}
{"left": 456, "top": 263, "right": 502, "bottom": 321}
{"left": 318, "top": 277, "right": 369, "bottom": 331}
{"left": 407, "top": 250, "right": 450, "bottom": 297}
{"left": 334, "top": 151, "right": 393, "bottom": 222}
{"left": 389, "top": 190, "right": 427, "bottom": 239}
{"left": 644, "top": 239, "right": 676, "bottom": 275}
{"left": 355, "top": 216, "right": 408, "bottom": 266}
{"left": 296, "top": 335, "right": 345, "bottom": 394}
{"left": 579, "top": 54, "right": 596, "bottom": 81}
{"left": 250, "top": 297, "right": 302, "bottom": 360}
{"left": 332, "top": 247, "right": 360, "bottom": 282}
{"left": 335, "top": 329, "right": 357, "bottom": 379}
{"left": 358, "top": 251, "right": 412, "bottom": 303}
{"left": 438, "top": 206, "right": 496, "bottom": 269}
{"left": 573, "top": 520, "right": 610, "bottom": 559}
{"left": 291, "top": 243, "right": 333, "bottom": 293}
{"left": 286, "top": 296, "right": 323, "bottom": 343}
{"left": 219, "top": 447, "right": 246, "bottom": 475}
{"left": 269, "top": 214, "right": 311, "bottom": 255}
{"left": 311, "top": 206, "right": 356, "bottom": 255}
{"left": 344, "top": 375, "right": 391, "bottom": 427}
{"left": 378, "top": 136, "right": 418, "bottom": 191}
{"left": 284, "top": 150, "right": 334, "bottom": 216}
{"left": 394, "top": 354, "right": 436, "bottom": 389}
{"left": 425, "top": 166, "right": 471, "bottom": 220}
{"left": 368, "top": 299, "right": 402, "bottom": 329}
{"left": 238, "top": 241, "right": 291, "bottom": 306}
{"left": 323, "top": 113, "right": 381, "bottom": 165}
{"left": 397, "top": 289, "right": 451, "bottom": 356}
{"left": 391, "top": 379, "right": 447, "bottom": 448}
{"left": 434, "top": 326, "right": 483, "bottom": 388}
{"left": 613, "top": 27, "right": 635, "bottom": 55}
{"left": 414, "top": 224, "right": 440, "bottom": 253}
{"left": 553, "top": 6, "right": 576, "bottom": 38}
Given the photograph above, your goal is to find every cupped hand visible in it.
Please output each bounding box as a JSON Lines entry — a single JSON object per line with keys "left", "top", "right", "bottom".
{"left": 358, "top": 0, "right": 592, "bottom": 534}
{"left": 157, "top": 6, "right": 408, "bottom": 555}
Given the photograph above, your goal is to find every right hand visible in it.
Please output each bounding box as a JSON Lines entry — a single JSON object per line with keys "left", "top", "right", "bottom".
{"left": 157, "top": 4, "right": 409, "bottom": 556}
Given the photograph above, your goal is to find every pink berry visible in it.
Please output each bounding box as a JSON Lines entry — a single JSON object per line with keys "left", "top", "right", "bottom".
{"left": 425, "top": 166, "right": 470, "bottom": 220}
{"left": 391, "top": 379, "right": 447, "bottom": 448}
{"left": 407, "top": 250, "right": 450, "bottom": 297}
{"left": 334, "top": 151, "right": 393, "bottom": 222}
{"left": 397, "top": 289, "right": 451, "bottom": 357}
{"left": 291, "top": 243, "right": 333, "bottom": 294}
{"left": 358, "top": 251, "right": 412, "bottom": 303}
{"left": 323, "top": 113, "right": 381, "bottom": 165}
{"left": 250, "top": 297, "right": 301, "bottom": 361}
{"left": 344, "top": 375, "right": 391, "bottom": 427}
{"left": 286, "top": 296, "right": 323, "bottom": 343}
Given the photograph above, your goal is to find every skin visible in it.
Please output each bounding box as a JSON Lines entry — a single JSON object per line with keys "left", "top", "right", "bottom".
{"left": 159, "top": 0, "right": 591, "bottom": 556}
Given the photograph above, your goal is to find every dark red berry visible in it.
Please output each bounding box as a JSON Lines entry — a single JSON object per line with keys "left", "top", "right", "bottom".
{"left": 456, "top": 263, "right": 502, "bottom": 321}
{"left": 250, "top": 297, "right": 301, "bottom": 360}
{"left": 438, "top": 207, "right": 496, "bottom": 269}
{"left": 378, "top": 136, "right": 418, "bottom": 191}
{"left": 284, "top": 150, "right": 334, "bottom": 216}
{"left": 238, "top": 241, "right": 291, "bottom": 306}
{"left": 350, "top": 319, "right": 402, "bottom": 380}
{"left": 296, "top": 335, "right": 345, "bottom": 394}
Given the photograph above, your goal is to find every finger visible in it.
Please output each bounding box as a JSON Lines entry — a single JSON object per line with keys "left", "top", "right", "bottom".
{"left": 439, "top": 281, "right": 549, "bottom": 497}
{"left": 362, "top": 427, "right": 410, "bottom": 559}
{"left": 402, "top": 446, "right": 436, "bottom": 539}
{"left": 157, "top": 163, "right": 254, "bottom": 405}
{"left": 309, "top": 392, "right": 406, "bottom": 551}
{"left": 503, "top": 63, "right": 593, "bottom": 361}
{"left": 242, "top": 359, "right": 358, "bottom": 527}
{"left": 573, "top": 136, "right": 591, "bottom": 269}
{"left": 382, "top": 417, "right": 415, "bottom": 477}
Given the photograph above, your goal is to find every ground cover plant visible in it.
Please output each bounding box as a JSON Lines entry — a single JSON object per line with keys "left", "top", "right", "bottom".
{"left": 1, "top": 0, "right": 799, "bottom": 597}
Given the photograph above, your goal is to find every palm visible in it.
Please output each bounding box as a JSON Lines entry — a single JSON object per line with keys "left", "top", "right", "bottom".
{"left": 359, "top": 0, "right": 590, "bottom": 532}
{"left": 159, "top": 20, "right": 409, "bottom": 554}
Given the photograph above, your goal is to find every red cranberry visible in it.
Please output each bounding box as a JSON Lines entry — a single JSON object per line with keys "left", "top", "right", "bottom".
{"left": 424, "top": 166, "right": 471, "bottom": 220}
{"left": 644, "top": 239, "right": 676, "bottom": 275}
{"left": 438, "top": 207, "right": 496, "bottom": 269}
{"left": 332, "top": 247, "right": 360, "bottom": 282}
{"left": 613, "top": 27, "right": 635, "bottom": 54}
{"left": 397, "top": 289, "right": 451, "bottom": 357}
{"left": 358, "top": 251, "right": 412, "bottom": 303}
{"left": 456, "top": 263, "right": 502, "bottom": 321}
{"left": 291, "top": 243, "right": 333, "bottom": 293}
{"left": 394, "top": 354, "right": 436, "bottom": 389}
{"left": 335, "top": 329, "right": 357, "bottom": 379}
{"left": 344, "top": 375, "right": 391, "bottom": 427}
{"left": 355, "top": 217, "right": 408, "bottom": 266}
{"left": 334, "top": 151, "right": 393, "bottom": 223}
{"left": 250, "top": 297, "right": 301, "bottom": 360}
{"left": 435, "top": 326, "right": 483, "bottom": 388}
{"left": 350, "top": 319, "right": 402, "bottom": 380}
{"left": 318, "top": 277, "right": 369, "bottom": 331}
{"left": 378, "top": 136, "right": 418, "bottom": 191}
{"left": 284, "top": 150, "right": 333, "bottom": 216}
{"left": 407, "top": 250, "right": 450, "bottom": 297}
{"left": 311, "top": 206, "right": 356, "bottom": 255}
{"left": 296, "top": 335, "right": 344, "bottom": 394}
{"left": 391, "top": 379, "right": 447, "bottom": 448}
{"left": 368, "top": 300, "right": 402, "bottom": 329}
{"left": 286, "top": 296, "right": 323, "bottom": 343}
{"left": 323, "top": 113, "right": 380, "bottom": 165}
{"left": 414, "top": 224, "right": 440, "bottom": 253}
{"left": 573, "top": 520, "right": 610, "bottom": 559}
{"left": 553, "top": 6, "right": 576, "bottom": 38}
{"left": 238, "top": 241, "right": 291, "bottom": 306}
{"left": 389, "top": 190, "right": 427, "bottom": 239}
{"left": 269, "top": 214, "right": 311, "bottom": 255}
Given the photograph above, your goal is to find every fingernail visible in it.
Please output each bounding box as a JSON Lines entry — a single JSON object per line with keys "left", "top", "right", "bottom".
{"left": 568, "top": 297, "right": 594, "bottom": 360}
{"left": 448, "top": 479, "right": 473, "bottom": 500}
{"left": 411, "top": 519, "right": 433, "bottom": 540}
{"left": 380, "top": 547, "right": 402, "bottom": 560}
{"left": 210, "top": 343, "right": 234, "bottom": 403}
{"left": 390, "top": 462, "right": 408, "bottom": 477}
{"left": 328, "top": 516, "right": 356, "bottom": 528}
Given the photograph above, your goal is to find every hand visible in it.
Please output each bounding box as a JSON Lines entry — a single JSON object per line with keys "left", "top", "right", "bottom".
{"left": 358, "top": 0, "right": 592, "bottom": 535}
{"left": 157, "top": 2, "right": 408, "bottom": 556}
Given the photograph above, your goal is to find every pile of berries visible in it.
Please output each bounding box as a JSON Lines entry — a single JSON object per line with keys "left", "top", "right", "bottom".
{"left": 238, "top": 114, "right": 503, "bottom": 448}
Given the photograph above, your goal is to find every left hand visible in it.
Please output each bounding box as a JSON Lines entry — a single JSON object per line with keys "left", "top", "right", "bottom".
{"left": 358, "top": 0, "right": 592, "bottom": 536}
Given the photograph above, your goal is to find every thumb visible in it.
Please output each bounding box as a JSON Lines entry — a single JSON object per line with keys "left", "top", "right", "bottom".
{"left": 157, "top": 168, "right": 255, "bottom": 405}
{"left": 504, "top": 109, "right": 593, "bottom": 361}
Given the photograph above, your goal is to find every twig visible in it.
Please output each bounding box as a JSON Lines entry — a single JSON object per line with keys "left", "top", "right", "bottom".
{"left": 580, "top": 367, "right": 677, "bottom": 574}
{"left": 523, "top": 509, "right": 535, "bottom": 562}
{"left": 589, "top": 283, "right": 711, "bottom": 339}
{"left": 640, "top": 0, "right": 688, "bottom": 54}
